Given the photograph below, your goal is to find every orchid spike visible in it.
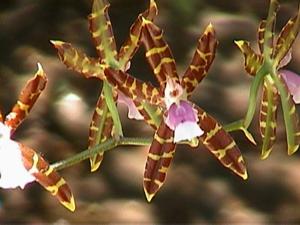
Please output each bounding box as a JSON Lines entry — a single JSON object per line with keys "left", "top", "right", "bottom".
{"left": 232, "top": 0, "right": 300, "bottom": 158}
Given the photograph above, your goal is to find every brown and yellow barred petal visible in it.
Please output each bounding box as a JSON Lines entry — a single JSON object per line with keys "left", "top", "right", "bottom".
{"left": 141, "top": 18, "right": 179, "bottom": 89}
{"left": 88, "top": 92, "right": 114, "bottom": 172}
{"left": 261, "top": 0, "right": 279, "bottom": 58}
{"left": 5, "top": 64, "right": 47, "bottom": 132}
{"left": 19, "top": 143, "right": 75, "bottom": 211}
{"left": 259, "top": 79, "right": 279, "bottom": 159}
{"left": 51, "top": 40, "right": 105, "bottom": 79}
{"left": 235, "top": 40, "right": 264, "bottom": 76}
{"left": 274, "top": 15, "right": 300, "bottom": 66}
{"left": 104, "top": 68, "right": 163, "bottom": 106}
{"left": 118, "top": 0, "right": 158, "bottom": 69}
{"left": 143, "top": 120, "right": 176, "bottom": 202}
{"left": 88, "top": 0, "right": 117, "bottom": 63}
{"left": 182, "top": 23, "right": 218, "bottom": 96}
{"left": 278, "top": 75, "right": 300, "bottom": 155}
{"left": 257, "top": 20, "right": 266, "bottom": 54}
{"left": 195, "top": 105, "right": 247, "bottom": 180}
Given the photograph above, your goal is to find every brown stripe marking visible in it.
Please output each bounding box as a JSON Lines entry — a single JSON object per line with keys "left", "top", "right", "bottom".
{"left": 143, "top": 120, "right": 175, "bottom": 202}
{"left": 195, "top": 105, "right": 247, "bottom": 180}
{"left": 182, "top": 23, "right": 218, "bottom": 96}
{"left": 5, "top": 64, "right": 47, "bottom": 132}
{"left": 20, "top": 143, "right": 75, "bottom": 211}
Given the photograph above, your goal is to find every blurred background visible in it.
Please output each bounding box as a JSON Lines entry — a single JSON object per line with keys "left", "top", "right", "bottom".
{"left": 1, "top": 0, "right": 300, "bottom": 224}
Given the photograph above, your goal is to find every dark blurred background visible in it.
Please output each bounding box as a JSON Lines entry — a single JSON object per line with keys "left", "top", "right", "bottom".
{"left": 1, "top": 0, "right": 300, "bottom": 224}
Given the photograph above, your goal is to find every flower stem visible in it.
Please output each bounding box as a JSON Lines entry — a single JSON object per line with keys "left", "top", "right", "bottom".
{"left": 51, "top": 137, "right": 152, "bottom": 171}
{"left": 103, "top": 81, "right": 124, "bottom": 137}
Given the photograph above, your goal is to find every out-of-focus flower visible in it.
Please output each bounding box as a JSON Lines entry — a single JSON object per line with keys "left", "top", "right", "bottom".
{"left": 0, "top": 64, "right": 75, "bottom": 211}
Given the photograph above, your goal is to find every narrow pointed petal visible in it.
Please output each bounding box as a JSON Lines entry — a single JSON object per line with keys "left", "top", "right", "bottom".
{"left": 195, "top": 105, "right": 247, "bottom": 180}
{"left": 141, "top": 18, "right": 179, "bottom": 88}
{"left": 118, "top": 0, "right": 158, "bottom": 69}
{"left": 20, "top": 144, "right": 75, "bottom": 211}
{"left": 271, "top": 72, "right": 300, "bottom": 155}
{"left": 104, "top": 68, "right": 163, "bottom": 106}
{"left": 263, "top": 0, "right": 279, "bottom": 58}
{"left": 274, "top": 9, "right": 300, "bottom": 66}
{"left": 88, "top": 92, "right": 114, "bottom": 172}
{"left": 259, "top": 79, "right": 279, "bottom": 159}
{"left": 182, "top": 23, "right": 218, "bottom": 96}
{"left": 51, "top": 40, "right": 105, "bottom": 79}
{"left": 235, "top": 40, "right": 264, "bottom": 76}
{"left": 5, "top": 63, "right": 47, "bottom": 133}
{"left": 144, "top": 121, "right": 175, "bottom": 202}
{"left": 280, "top": 75, "right": 300, "bottom": 154}
{"left": 257, "top": 20, "right": 266, "bottom": 54}
{"left": 88, "top": 0, "right": 117, "bottom": 63}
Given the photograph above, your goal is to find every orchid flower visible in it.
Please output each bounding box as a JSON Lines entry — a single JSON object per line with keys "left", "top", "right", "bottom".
{"left": 104, "top": 18, "right": 248, "bottom": 201}
{"left": 0, "top": 64, "right": 75, "bottom": 211}
{"left": 231, "top": 0, "right": 300, "bottom": 159}
{"left": 52, "top": 0, "right": 159, "bottom": 172}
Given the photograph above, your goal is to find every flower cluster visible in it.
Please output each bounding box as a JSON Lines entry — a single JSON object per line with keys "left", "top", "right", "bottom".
{"left": 1, "top": 0, "right": 300, "bottom": 212}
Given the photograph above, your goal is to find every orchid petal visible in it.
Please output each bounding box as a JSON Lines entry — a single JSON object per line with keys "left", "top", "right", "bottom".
{"left": 118, "top": 91, "right": 144, "bottom": 120}
{"left": 0, "top": 123, "right": 35, "bottom": 189}
{"left": 174, "top": 121, "right": 204, "bottom": 143}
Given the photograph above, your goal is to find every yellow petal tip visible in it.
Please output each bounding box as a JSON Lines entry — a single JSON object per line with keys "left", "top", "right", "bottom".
{"left": 288, "top": 145, "right": 299, "bottom": 155}
{"left": 50, "top": 40, "right": 65, "bottom": 47}
{"left": 144, "top": 187, "right": 155, "bottom": 202}
{"left": 62, "top": 195, "right": 76, "bottom": 212}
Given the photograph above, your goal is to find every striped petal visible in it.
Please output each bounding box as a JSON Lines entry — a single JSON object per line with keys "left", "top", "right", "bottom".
{"left": 141, "top": 18, "right": 179, "bottom": 89}
{"left": 182, "top": 23, "right": 218, "bottom": 96}
{"left": 143, "top": 120, "right": 175, "bottom": 202}
{"left": 259, "top": 79, "right": 279, "bottom": 159}
{"left": 274, "top": 9, "right": 300, "bottom": 66}
{"left": 262, "top": 0, "right": 279, "bottom": 58}
{"left": 257, "top": 20, "right": 266, "bottom": 54}
{"left": 20, "top": 143, "right": 75, "bottom": 211}
{"left": 51, "top": 40, "right": 105, "bottom": 79}
{"left": 5, "top": 63, "right": 47, "bottom": 133}
{"left": 273, "top": 74, "right": 300, "bottom": 155}
{"left": 88, "top": 91, "right": 114, "bottom": 172}
{"left": 88, "top": 0, "right": 117, "bottom": 63}
{"left": 196, "top": 105, "right": 247, "bottom": 180}
{"left": 118, "top": 0, "right": 158, "bottom": 69}
{"left": 235, "top": 40, "right": 264, "bottom": 76}
{"left": 104, "top": 68, "right": 163, "bottom": 106}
